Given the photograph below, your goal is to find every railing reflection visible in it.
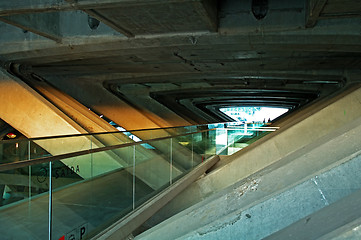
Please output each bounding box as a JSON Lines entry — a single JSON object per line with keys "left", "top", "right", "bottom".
{"left": 0, "top": 122, "right": 278, "bottom": 239}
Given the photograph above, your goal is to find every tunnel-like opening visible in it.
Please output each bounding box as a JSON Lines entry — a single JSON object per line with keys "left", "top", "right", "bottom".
{"left": 219, "top": 106, "right": 289, "bottom": 123}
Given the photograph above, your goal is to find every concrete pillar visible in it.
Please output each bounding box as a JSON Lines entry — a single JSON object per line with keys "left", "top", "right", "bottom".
{"left": 39, "top": 77, "right": 201, "bottom": 169}
{"left": 145, "top": 85, "right": 361, "bottom": 226}
{"left": 0, "top": 70, "right": 185, "bottom": 188}
{"left": 47, "top": 78, "right": 189, "bottom": 130}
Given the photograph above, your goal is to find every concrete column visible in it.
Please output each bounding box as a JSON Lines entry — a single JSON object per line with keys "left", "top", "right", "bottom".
{"left": 0, "top": 70, "right": 123, "bottom": 179}
{"left": 47, "top": 78, "right": 189, "bottom": 130}
{"left": 0, "top": 70, "right": 185, "bottom": 187}
{"left": 40, "top": 78, "right": 200, "bottom": 169}
{"left": 0, "top": 69, "right": 85, "bottom": 138}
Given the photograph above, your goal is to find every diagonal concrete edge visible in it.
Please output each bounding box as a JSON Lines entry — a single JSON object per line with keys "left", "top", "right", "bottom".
{"left": 142, "top": 84, "right": 361, "bottom": 229}
{"left": 92, "top": 155, "right": 220, "bottom": 240}
{"left": 265, "top": 188, "right": 361, "bottom": 240}
{"left": 136, "top": 115, "right": 361, "bottom": 239}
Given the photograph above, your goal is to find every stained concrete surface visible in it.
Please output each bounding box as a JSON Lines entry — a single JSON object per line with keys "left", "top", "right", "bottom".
{"left": 140, "top": 86, "right": 361, "bottom": 229}
{"left": 136, "top": 115, "right": 361, "bottom": 239}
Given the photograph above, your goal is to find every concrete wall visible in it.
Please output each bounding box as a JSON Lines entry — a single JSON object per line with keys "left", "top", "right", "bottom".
{"left": 144, "top": 85, "right": 361, "bottom": 227}
{"left": 137, "top": 97, "right": 361, "bottom": 239}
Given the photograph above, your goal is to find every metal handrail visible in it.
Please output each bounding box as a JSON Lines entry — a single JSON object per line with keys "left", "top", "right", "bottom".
{"left": 0, "top": 122, "right": 217, "bottom": 144}
{"left": 0, "top": 121, "right": 267, "bottom": 144}
{"left": 225, "top": 126, "right": 279, "bottom": 132}
{"left": 0, "top": 128, "right": 215, "bottom": 172}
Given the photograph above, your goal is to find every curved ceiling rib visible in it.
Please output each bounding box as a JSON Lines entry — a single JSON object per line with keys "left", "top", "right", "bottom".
{"left": 150, "top": 88, "right": 321, "bottom": 123}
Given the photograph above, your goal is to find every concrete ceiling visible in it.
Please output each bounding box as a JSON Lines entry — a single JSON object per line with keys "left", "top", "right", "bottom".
{"left": 1, "top": 0, "right": 361, "bottom": 123}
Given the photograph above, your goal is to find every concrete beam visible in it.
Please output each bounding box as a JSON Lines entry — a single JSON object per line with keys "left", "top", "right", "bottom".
{"left": 62, "top": 0, "right": 134, "bottom": 37}
{"left": 1, "top": 0, "right": 218, "bottom": 37}
{"left": 2, "top": 26, "right": 361, "bottom": 64}
{"left": 9, "top": 68, "right": 195, "bottom": 187}
{"left": 306, "top": 0, "right": 328, "bottom": 28}
{"left": 318, "top": 0, "right": 361, "bottom": 19}
{"left": 47, "top": 77, "right": 190, "bottom": 129}
{"left": 142, "top": 85, "right": 361, "bottom": 227}
{"left": 137, "top": 116, "right": 361, "bottom": 239}
{"left": 0, "top": 69, "right": 107, "bottom": 179}
{"left": 0, "top": 12, "right": 62, "bottom": 42}
{"left": 219, "top": 0, "right": 305, "bottom": 34}
{"left": 0, "top": 0, "right": 72, "bottom": 16}
{"left": 265, "top": 188, "right": 361, "bottom": 240}
{"left": 1, "top": 0, "right": 184, "bottom": 16}
{"left": 73, "top": 70, "right": 345, "bottom": 83}
{"left": 8, "top": 67, "right": 190, "bottom": 188}
{"left": 319, "top": 218, "right": 361, "bottom": 239}
{"left": 0, "top": 69, "right": 85, "bottom": 138}
{"left": 93, "top": 155, "right": 220, "bottom": 240}
{"left": 42, "top": 76, "right": 199, "bottom": 171}
{"left": 83, "top": 9, "right": 134, "bottom": 37}
{"left": 0, "top": 69, "right": 171, "bottom": 184}
{"left": 0, "top": 0, "right": 207, "bottom": 16}
{"left": 73, "top": 0, "right": 217, "bottom": 36}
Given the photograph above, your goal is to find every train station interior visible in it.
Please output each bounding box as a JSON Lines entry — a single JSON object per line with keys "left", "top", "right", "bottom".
{"left": 1, "top": 0, "right": 361, "bottom": 239}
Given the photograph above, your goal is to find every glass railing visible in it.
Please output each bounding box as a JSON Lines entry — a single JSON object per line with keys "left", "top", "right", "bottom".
{"left": 0, "top": 122, "right": 278, "bottom": 239}
{"left": 0, "top": 128, "right": 214, "bottom": 240}
{"left": 0, "top": 123, "right": 213, "bottom": 165}
{"left": 215, "top": 124, "right": 279, "bottom": 155}
{"left": 0, "top": 122, "right": 269, "bottom": 164}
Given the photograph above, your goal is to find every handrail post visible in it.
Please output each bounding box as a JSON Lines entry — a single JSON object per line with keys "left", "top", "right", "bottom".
{"left": 132, "top": 145, "right": 136, "bottom": 210}
{"left": 28, "top": 140, "right": 32, "bottom": 222}
{"left": 48, "top": 161, "right": 52, "bottom": 240}
{"left": 191, "top": 134, "right": 194, "bottom": 168}
{"left": 170, "top": 138, "right": 173, "bottom": 185}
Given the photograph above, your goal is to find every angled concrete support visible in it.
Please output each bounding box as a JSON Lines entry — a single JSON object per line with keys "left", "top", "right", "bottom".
{"left": 137, "top": 115, "right": 361, "bottom": 239}
{"left": 0, "top": 69, "right": 84, "bottom": 138}
{"left": 142, "top": 85, "right": 361, "bottom": 228}
{"left": 46, "top": 78, "right": 189, "bottom": 130}
{"left": 306, "top": 0, "right": 328, "bottom": 28}
{"left": 0, "top": 69, "right": 186, "bottom": 187}
{"left": 93, "top": 155, "right": 220, "bottom": 240}
{"left": 0, "top": 12, "right": 62, "bottom": 42}
{"left": 0, "top": 69, "right": 124, "bottom": 178}
{"left": 265, "top": 188, "right": 361, "bottom": 239}
{"left": 81, "top": 9, "right": 134, "bottom": 37}
{"left": 0, "top": 0, "right": 71, "bottom": 16}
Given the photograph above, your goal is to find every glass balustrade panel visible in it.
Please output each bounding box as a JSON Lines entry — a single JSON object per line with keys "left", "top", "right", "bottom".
{"left": 172, "top": 134, "right": 201, "bottom": 171}
{"left": 0, "top": 162, "right": 50, "bottom": 239}
{"left": 133, "top": 138, "right": 172, "bottom": 209}
{"left": 0, "top": 139, "right": 30, "bottom": 163}
{"left": 51, "top": 143, "right": 134, "bottom": 240}
{"left": 0, "top": 123, "right": 279, "bottom": 240}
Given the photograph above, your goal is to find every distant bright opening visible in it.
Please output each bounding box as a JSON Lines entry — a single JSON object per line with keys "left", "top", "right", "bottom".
{"left": 91, "top": 114, "right": 155, "bottom": 149}
{"left": 220, "top": 107, "right": 289, "bottom": 123}
{"left": 114, "top": 125, "right": 155, "bottom": 149}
